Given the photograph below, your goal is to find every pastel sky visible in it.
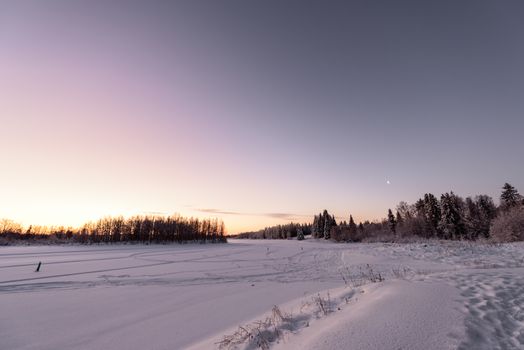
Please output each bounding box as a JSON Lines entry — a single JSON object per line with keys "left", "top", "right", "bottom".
{"left": 1, "top": 1, "right": 523, "bottom": 233}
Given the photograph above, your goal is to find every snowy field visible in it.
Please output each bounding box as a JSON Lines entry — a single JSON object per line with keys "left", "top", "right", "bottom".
{"left": 1, "top": 239, "right": 524, "bottom": 350}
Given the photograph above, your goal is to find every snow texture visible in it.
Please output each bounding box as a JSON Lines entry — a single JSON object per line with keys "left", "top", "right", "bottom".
{"left": 1, "top": 239, "right": 523, "bottom": 349}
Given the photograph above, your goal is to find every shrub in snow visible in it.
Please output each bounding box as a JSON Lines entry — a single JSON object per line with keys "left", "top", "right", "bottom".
{"left": 490, "top": 206, "right": 524, "bottom": 242}
{"left": 217, "top": 306, "right": 292, "bottom": 350}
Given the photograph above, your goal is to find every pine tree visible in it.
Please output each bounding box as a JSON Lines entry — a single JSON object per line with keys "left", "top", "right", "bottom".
{"left": 318, "top": 212, "right": 325, "bottom": 238}
{"left": 312, "top": 214, "right": 323, "bottom": 238}
{"left": 424, "top": 193, "right": 441, "bottom": 237}
{"left": 500, "top": 183, "right": 521, "bottom": 211}
{"left": 464, "top": 195, "right": 496, "bottom": 240}
{"left": 323, "top": 211, "right": 330, "bottom": 239}
{"left": 348, "top": 215, "right": 357, "bottom": 235}
{"left": 439, "top": 192, "right": 466, "bottom": 240}
{"left": 322, "top": 210, "right": 336, "bottom": 240}
{"left": 323, "top": 216, "right": 330, "bottom": 240}
{"left": 388, "top": 209, "right": 397, "bottom": 234}
{"left": 297, "top": 227, "right": 304, "bottom": 240}
{"left": 415, "top": 198, "right": 426, "bottom": 218}
{"left": 476, "top": 195, "right": 497, "bottom": 238}
{"left": 464, "top": 197, "right": 481, "bottom": 240}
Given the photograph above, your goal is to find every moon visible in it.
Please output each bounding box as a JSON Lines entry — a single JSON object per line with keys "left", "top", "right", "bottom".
{"left": 386, "top": 180, "right": 391, "bottom": 185}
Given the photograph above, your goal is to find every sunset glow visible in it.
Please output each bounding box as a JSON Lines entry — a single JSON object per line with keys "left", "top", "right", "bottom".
{"left": 1, "top": 1, "right": 523, "bottom": 233}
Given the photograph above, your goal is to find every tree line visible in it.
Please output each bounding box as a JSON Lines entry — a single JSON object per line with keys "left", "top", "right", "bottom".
{"left": 237, "top": 183, "right": 524, "bottom": 242}
{"left": 0, "top": 215, "right": 227, "bottom": 245}
{"left": 330, "top": 183, "right": 524, "bottom": 242}
{"left": 234, "top": 222, "right": 312, "bottom": 240}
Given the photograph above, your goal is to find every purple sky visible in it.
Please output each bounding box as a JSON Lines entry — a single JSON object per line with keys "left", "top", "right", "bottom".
{"left": 1, "top": 1, "right": 523, "bottom": 233}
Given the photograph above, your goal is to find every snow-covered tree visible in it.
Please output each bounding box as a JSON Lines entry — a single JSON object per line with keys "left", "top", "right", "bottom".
{"left": 490, "top": 206, "right": 524, "bottom": 242}
{"left": 464, "top": 197, "right": 481, "bottom": 240}
{"left": 415, "top": 198, "right": 426, "bottom": 218}
{"left": 439, "top": 192, "right": 466, "bottom": 240}
{"left": 396, "top": 201, "right": 413, "bottom": 221}
{"left": 464, "top": 195, "right": 497, "bottom": 239}
{"left": 500, "top": 183, "right": 521, "bottom": 211}
{"left": 388, "top": 209, "right": 397, "bottom": 234}
{"left": 423, "top": 193, "right": 441, "bottom": 237}
{"left": 297, "top": 227, "right": 305, "bottom": 240}
{"left": 348, "top": 215, "right": 357, "bottom": 236}
{"left": 395, "top": 211, "right": 403, "bottom": 227}
{"left": 312, "top": 213, "right": 324, "bottom": 238}
{"left": 323, "top": 210, "right": 336, "bottom": 239}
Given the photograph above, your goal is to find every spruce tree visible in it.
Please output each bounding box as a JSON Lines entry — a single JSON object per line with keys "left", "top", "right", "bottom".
{"left": 464, "top": 195, "right": 495, "bottom": 240}
{"left": 312, "top": 214, "right": 323, "bottom": 238}
{"left": 318, "top": 212, "right": 325, "bottom": 238}
{"left": 415, "top": 198, "right": 426, "bottom": 218}
{"left": 297, "top": 227, "right": 305, "bottom": 240}
{"left": 323, "top": 212, "right": 329, "bottom": 239}
{"left": 348, "top": 215, "right": 357, "bottom": 235}
{"left": 464, "top": 197, "right": 481, "bottom": 240}
{"left": 439, "top": 192, "right": 466, "bottom": 240}
{"left": 322, "top": 210, "right": 336, "bottom": 240}
{"left": 323, "top": 215, "right": 330, "bottom": 239}
{"left": 500, "top": 183, "right": 521, "bottom": 211}
{"left": 388, "top": 209, "right": 397, "bottom": 234}
{"left": 424, "top": 193, "right": 441, "bottom": 237}
{"left": 476, "top": 195, "right": 497, "bottom": 238}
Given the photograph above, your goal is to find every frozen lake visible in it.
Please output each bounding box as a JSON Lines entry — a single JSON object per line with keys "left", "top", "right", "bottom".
{"left": 1, "top": 239, "right": 523, "bottom": 349}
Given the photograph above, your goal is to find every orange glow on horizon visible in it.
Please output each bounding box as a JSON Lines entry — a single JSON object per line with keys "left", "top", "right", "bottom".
{"left": 2, "top": 205, "right": 383, "bottom": 235}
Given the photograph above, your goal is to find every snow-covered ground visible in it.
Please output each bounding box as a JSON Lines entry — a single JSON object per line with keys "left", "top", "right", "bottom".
{"left": 1, "top": 239, "right": 523, "bottom": 349}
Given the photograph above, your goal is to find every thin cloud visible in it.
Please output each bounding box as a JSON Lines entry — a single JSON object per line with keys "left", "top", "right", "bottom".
{"left": 197, "top": 208, "right": 246, "bottom": 216}
{"left": 264, "top": 213, "right": 310, "bottom": 220}
{"left": 196, "top": 208, "right": 310, "bottom": 221}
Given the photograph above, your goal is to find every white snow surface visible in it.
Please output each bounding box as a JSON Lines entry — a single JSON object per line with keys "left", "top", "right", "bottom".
{"left": 1, "top": 239, "right": 523, "bottom": 350}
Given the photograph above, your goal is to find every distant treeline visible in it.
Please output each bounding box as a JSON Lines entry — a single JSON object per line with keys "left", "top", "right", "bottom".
{"left": 0, "top": 215, "right": 227, "bottom": 245}
{"left": 238, "top": 183, "right": 524, "bottom": 242}
{"left": 233, "top": 223, "right": 312, "bottom": 240}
